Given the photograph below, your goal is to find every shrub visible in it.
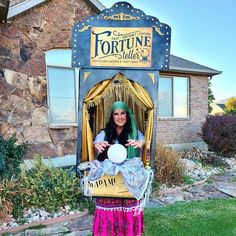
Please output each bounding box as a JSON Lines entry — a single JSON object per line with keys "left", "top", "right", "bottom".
{"left": 200, "top": 115, "right": 236, "bottom": 156}
{"left": 0, "top": 157, "right": 95, "bottom": 223}
{"left": 0, "top": 135, "right": 26, "bottom": 180}
{"left": 0, "top": 179, "right": 29, "bottom": 223}
{"left": 20, "top": 157, "right": 83, "bottom": 212}
{"left": 154, "top": 144, "right": 185, "bottom": 185}
{"left": 0, "top": 179, "right": 14, "bottom": 223}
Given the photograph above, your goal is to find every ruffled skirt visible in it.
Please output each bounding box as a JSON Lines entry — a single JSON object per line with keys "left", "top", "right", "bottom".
{"left": 93, "top": 198, "right": 144, "bottom": 236}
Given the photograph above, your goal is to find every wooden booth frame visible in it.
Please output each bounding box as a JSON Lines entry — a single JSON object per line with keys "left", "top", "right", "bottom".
{"left": 76, "top": 69, "right": 158, "bottom": 198}
{"left": 76, "top": 69, "right": 158, "bottom": 165}
{"left": 72, "top": 1, "right": 171, "bottom": 197}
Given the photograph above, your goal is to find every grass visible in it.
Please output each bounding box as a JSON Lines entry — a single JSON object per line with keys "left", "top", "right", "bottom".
{"left": 182, "top": 175, "right": 195, "bottom": 185}
{"left": 144, "top": 198, "right": 236, "bottom": 236}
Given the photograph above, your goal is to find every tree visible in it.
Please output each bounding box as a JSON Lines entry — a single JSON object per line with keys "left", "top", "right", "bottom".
{"left": 224, "top": 97, "right": 236, "bottom": 115}
{"left": 208, "top": 78, "right": 215, "bottom": 113}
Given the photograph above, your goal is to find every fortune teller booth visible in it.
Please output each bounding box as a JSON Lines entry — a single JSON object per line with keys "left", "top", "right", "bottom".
{"left": 72, "top": 2, "right": 171, "bottom": 198}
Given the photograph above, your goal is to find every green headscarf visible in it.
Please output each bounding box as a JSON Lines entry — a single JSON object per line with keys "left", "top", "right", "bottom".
{"left": 111, "top": 101, "right": 139, "bottom": 158}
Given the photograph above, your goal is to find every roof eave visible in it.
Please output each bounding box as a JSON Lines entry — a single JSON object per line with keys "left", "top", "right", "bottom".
{"left": 161, "top": 67, "right": 222, "bottom": 76}
{"left": 87, "top": 0, "right": 105, "bottom": 12}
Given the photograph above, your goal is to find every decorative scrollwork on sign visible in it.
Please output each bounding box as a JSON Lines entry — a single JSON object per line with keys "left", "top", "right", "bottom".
{"left": 152, "top": 26, "right": 164, "bottom": 36}
{"left": 84, "top": 72, "right": 92, "bottom": 82}
{"left": 147, "top": 73, "right": 155, "bottom": 84}
{"left": 113, "top": 30, "right": 139, "bottom": 37}
{"left": 104, "top": 12, "right": 140, "bottom": 21}
{"left": 79, "top": 25, "right": 91, "bottom": 32}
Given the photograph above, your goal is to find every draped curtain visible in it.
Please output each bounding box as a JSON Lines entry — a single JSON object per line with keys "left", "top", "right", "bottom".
{"left": 81, "top": 73, "right": 154, "bottom": 165}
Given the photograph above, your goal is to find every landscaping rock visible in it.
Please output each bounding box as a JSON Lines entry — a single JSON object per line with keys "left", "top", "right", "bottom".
{"left": 159, "top": 193, "right": 184, "bottom": 204}
{"left": 39, "top": 209, "right": 49, "bottom": 218}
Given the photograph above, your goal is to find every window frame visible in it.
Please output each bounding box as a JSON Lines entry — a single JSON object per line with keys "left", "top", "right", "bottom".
{"left": 158, "top": 76, "right": 190, "bottom": 118}
{"left": 45, "top": 49, "right": 79, "bottom": 126}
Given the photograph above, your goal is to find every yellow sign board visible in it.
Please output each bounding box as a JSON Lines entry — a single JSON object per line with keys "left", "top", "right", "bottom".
{"left": 84, "top": 173, "right": 134, "bottom": 198}
{"left": 90, "top": 27, "right": 153, "bottom": 67}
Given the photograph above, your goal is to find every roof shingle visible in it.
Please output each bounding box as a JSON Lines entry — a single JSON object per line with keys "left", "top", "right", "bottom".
{"left": 166, "top": 55, "right": 221, "bottom": 76}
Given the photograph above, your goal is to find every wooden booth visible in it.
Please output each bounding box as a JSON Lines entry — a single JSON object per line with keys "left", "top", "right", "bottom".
{"left": 72, "top": 2, "right": 171, "bottom": 197}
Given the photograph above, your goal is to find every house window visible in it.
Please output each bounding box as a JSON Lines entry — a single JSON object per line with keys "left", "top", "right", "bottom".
{"left": 45, "top": 49, "right": 79, "bottom": 125}
{"left": 158, "top": 76, "right": 189, "bottom": 117}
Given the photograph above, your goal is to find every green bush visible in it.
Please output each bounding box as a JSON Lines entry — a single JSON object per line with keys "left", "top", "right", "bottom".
{"left": 1, "top": 157, "right": 95, "bottom": 223}
{"left": 0, "top": 135, "right": 26, "bottom": 180}
{"left": 20, "top": 157, "right": 83, "bottom": 212}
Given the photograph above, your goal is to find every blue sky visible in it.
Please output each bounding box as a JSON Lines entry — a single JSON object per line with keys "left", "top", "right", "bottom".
{"left": 101, "top": 0, "right": 236, "bottom": 101}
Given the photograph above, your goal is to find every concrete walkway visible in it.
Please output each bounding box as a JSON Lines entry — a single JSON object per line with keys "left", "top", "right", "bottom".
{"left": 2, "top": 169, "right": 236, "bottom": 236}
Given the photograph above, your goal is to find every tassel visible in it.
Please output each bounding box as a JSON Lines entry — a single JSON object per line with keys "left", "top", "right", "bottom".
{"left": 134, "top": 169, "right": 154, "bottom": 216}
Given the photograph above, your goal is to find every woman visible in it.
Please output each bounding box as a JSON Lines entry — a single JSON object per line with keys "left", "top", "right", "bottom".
{"left": 92, "top": 101, "right": 145, "bottom": 236}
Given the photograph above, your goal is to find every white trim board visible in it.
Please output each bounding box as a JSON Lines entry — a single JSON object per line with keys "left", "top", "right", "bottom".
{"left": 23, "top": 154, "right": 76, "bottom": 170}
{"left": 167, "top": 142, "right": 208, "bottom": 151}
{"left": 8, "top": 0, "right": 46, "bottom": 19}
{"left": 89, "top": 0, "right": 105, "bottom": 11}
{"left": 7, "top": 0, "right": 105, "bottom": 19}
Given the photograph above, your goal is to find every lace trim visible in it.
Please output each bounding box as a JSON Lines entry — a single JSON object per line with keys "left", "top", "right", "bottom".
{"left": 96, "top": 205, "right": 142, "bottom": 212}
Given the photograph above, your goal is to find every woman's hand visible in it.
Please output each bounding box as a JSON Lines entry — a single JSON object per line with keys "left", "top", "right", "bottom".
{"left": 125, "top": 139, "right": 144, "bottom": 149}
{"left": 94, "top": 141, "right": 111, "bottom": 153}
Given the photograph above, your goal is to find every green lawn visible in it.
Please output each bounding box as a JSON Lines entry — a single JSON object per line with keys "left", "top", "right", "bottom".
{"left": 144, "top": 199, "right": 236, "bottom": 236}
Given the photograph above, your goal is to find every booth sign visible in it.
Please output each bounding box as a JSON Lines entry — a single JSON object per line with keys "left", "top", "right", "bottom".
{"left": 72, "top": 1, "right": 171, "bottom": 70}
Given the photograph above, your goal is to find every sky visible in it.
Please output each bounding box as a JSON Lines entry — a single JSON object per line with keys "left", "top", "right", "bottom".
{"left": 101, "top": 0, "right": 236, "bottom": 101}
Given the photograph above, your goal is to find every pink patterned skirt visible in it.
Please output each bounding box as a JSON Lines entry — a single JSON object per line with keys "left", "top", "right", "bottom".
{"left": 93, "top": 198, "right": 144, "bottom": 236}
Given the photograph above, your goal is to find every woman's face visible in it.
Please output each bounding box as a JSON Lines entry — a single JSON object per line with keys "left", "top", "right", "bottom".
{"left": 113, "top": 109, "right": 127, "bottom": 127}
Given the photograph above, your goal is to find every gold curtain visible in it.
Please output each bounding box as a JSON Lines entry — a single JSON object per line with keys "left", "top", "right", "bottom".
{"left": 81, "top": 73, "right": 154, "bottom": 164}
{"left": 82, "top": 80, "right": 112, "bottom": 162}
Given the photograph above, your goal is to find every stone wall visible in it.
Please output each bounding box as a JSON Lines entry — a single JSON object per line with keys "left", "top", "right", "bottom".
{"left": 0, "top": 0, "right": 96, "bottom": 159}
{"left": 0, "top": 0, "right": 96, "bottom": 76}
{"left": 156, "top": 74, "right": 208, "bottom": 145}
{"left": 0, "top": 69, "right": 78, "bottom": 159}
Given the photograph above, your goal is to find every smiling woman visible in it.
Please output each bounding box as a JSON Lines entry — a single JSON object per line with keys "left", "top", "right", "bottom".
{"left": 112, "top": 109, "right": 127, "bottom": 127}
{"left": 92, "top": 101, "right": 145, "bottom": 236}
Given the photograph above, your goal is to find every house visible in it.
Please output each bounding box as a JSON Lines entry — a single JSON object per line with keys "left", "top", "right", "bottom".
{"left": 210, "top": 98, "right": 228, "bottom": 115}
{"left": 0, "top": 0, "right": 221, "bottom": 163}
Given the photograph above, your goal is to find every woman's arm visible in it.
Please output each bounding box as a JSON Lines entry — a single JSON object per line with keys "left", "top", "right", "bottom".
{"left": 125, "top": 130, "right": 145, "bottom": 149}
{"left": 93, "top": 130, "right": 111, "bottom": 153}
